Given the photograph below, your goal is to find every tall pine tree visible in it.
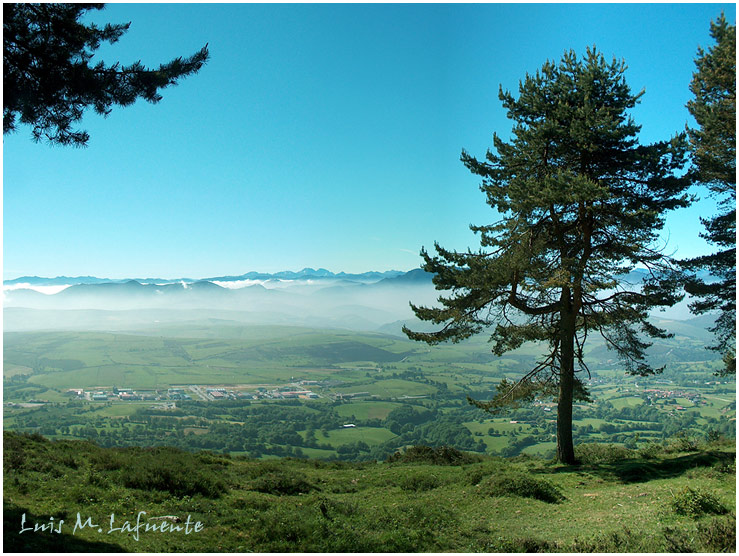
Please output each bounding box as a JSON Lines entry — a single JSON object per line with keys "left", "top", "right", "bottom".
{"left": 682, "top": 13, "right": 736, "bottom": 374}
{"left": 3, "top": 3, "right": 209, "bottom": 146}
{"left": 404, "top": 48, "right": 691, "bottom": 464}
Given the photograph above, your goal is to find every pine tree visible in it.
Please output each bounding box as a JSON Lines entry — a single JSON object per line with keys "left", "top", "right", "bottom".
{"left": 682, "top": 13, "right": 736, "bottom": 375}
{"left": 3, "top": 3, "right": 209, "bottom": 146}
{"left": 404, "top": 48, "right": 691, "bottom": 464}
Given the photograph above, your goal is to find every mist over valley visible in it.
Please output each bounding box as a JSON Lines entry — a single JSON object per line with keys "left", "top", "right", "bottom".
{"left": 3, "top": 268, "right": 443, "bottom": 334}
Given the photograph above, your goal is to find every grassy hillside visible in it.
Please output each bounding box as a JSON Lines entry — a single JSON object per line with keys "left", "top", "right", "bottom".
{"left": 4, "top": 432, "right": 735, "bottom": 552}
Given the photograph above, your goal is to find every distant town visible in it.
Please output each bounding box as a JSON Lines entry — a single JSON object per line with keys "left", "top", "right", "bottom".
{"left": 59, "top": 380, "right": 328, "bottom": 404}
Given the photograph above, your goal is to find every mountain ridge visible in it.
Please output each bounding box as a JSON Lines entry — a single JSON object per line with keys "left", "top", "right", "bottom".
{"left": 4, "top": 268, "right": 411, "bottom": 287}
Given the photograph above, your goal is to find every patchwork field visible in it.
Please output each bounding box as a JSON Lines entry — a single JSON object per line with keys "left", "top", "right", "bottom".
{"left": 3, "top": 324, "right": 735, "bottom": 461}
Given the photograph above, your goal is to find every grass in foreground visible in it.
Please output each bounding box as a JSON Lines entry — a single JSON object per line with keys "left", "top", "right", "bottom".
{"left": 3, "top": 432, "right": 736, "bottom": 552}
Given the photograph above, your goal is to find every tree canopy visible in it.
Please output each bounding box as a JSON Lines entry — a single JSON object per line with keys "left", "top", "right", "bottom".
{"left": 404, "top": 48, "right": 691, "bottom": 464}
{"left": 682, "top": 13, "right": 736, "bottom": 375}
{"left": 3, "top": 3, "right": 209, "bottom": 146}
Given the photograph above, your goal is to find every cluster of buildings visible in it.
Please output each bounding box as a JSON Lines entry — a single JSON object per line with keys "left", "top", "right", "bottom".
{"left": 644, "top": 388, "right": 704, "bottom": 410}
{"left": 204, "top": 387, "right": 255, "bottom": 400}
{"left": 252, "top": 386, "right": 320, "bottom": 400}
{"left": 644, "top": 388, "right": 702, "bottom": 402}
{"left": 333, "top": 391, "right": 371, "bottom": 401}
{"left": 66, "top": 388, "right": 183, "bottom": 402}
{"left": 67, "top": 379, "right": 326, "bottom": 404}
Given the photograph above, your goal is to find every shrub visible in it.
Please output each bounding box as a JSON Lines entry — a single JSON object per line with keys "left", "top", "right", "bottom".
{"left": 118, "top": 448, "right": 228, "bottom": 498}
{"left": 395, "top": 471, "right": 441, "bottom": 492}
{"left": 314, "top": 496, "right": 359, "bottom": 519}
{"left": 386, "top": 445, "right": 481, "bottom": 465}
{"left": 249, "top": 471, "right": 315, "bottom": 496}
{"left": 465, "top": 467, "right": 488, "bottom": 486}
{"left": 464, "top": 461, "right": 509, "bottom": 486}
{"left": 242, "top": 460, "right": 283, "bottom": 478}
{"left": 53, "top": 451, "right": 78, "bottom": 469}
{"left": 670, "top": 487, "right": 728, "bottom": 517}
{"left": 89, "top": 449, "right": 125, "bottom": 471}
{"left": 249, "top": 504, "right": 320, "bottom": 549}
{"left": 122, "top": 462, "right": 227, "bottom": 497}
{"left": 4, "top": 431, "right": 47, "bottom": 471}
{"left": 664, "top": 432, "right": 699, "bottom": 453}
{"left": 637, "top": 442, "right": 663, "bottom": 460}
{"left": 477, "top": 471, "right": 564, "bottom": 503}
{"left": 714, "top": 458, "right": 736, "bottom": 476}
{"left": 696, "top": 515, "right": 736, "bottom": 552}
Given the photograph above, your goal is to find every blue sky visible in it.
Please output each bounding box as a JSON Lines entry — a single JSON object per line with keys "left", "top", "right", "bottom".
{"left": 3, "top": 3, "right": 735, "bottom": 279}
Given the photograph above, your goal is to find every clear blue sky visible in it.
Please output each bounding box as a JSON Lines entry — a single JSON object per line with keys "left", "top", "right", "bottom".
{"left": 3, "top": 3, "right": 735, "bottom": 279}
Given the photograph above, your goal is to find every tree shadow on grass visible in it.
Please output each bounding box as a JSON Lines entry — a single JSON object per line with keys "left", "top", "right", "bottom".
{"left": 542, "top": 450, "right": 735, "bottom": 483}
{"left": 3, "top": 502, "right": 125, "bottom": 553}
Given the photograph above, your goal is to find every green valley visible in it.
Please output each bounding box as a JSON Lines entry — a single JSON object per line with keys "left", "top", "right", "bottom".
{"left": 3, "top": 323, "right": 735, "bottom": 461}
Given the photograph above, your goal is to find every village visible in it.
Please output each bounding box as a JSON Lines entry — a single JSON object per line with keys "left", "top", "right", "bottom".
{"left": 62, "top": 379, "right": 328, "bottom": 404}
{"left": 47, "top": 377, "right": 725, "bottom": 411}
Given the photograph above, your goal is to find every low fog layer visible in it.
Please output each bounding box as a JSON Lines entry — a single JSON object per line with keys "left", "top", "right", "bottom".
{"left": 3, "top": 268, "right": 699, "bottom": 334}
{"left": 3, "top": 270, "right": 442, "bottom": 334}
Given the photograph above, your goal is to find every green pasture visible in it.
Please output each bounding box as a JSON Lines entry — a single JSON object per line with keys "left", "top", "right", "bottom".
{"left": 610, "top": 396, "right": 645, "bottom": 409}
{"left": 575, "top": 417, "right": 608, "bottom": 428}
{"left": 88, "top": 403, "right": 146, "bottom": 417}
{"left": 3, "top": 364, "right": 34, "bottom": 378}
{"left": 7, "top": 329, "right": 427, "bottom": 391}
{"left": 476, "top": 435, "right": 511, "bottom": 451}
{"left": 521, "top": 441, "right": 557, "bottom": 456}
{"left": 338, "top": 379, "right": 437, "bottom": 399}
{"left": 324, "top": 426, "right": 397, "bottom": 447}
{"left": 334, "top": 401, "right": 406, "bottom": 420}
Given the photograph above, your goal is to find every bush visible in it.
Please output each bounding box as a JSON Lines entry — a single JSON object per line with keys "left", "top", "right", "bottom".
{"left": 395, "top": 471, "right": 441, "bottom": 492}
{"left": 464, "top": 461, "right": 509, "bottom": 486}
{"left": 386, "top": 445, "right": 481, "bottom": 465}
{"left": 637, "top": 442, "right": 663, "bottom": 459}
{"left": 477, "top": 471, "right": 564, "bottom": 503}
{"left": 89, "top": 448, "right": 125, "bottom": 471}
{"left": 465, "top": 467, "right": 489, "bottom": 486}
{"left": 249, "top": 471, "right": 315, "bottom": 496}
{"left": 696, "top": 515, "right": 736, "bottom": 552}
{"left": 670, "top": 487, "right": 728, "bottom": 517}
{"left": 664, "top": 432, "right": 699, "bottom": 453}
{"left": 117, "top": 447, "right": 228, "bottom": 498}
{"left": 705, "top": 428, "right": 722, "bottom": 443}
{"left": 53, "top": 450, "right": 79, "bottom": 470}
{"left": 122, "top": 461, "right": 227, "bottom": 497}
{"left": 713, "top": 458, "right": 736, "bottom": 476}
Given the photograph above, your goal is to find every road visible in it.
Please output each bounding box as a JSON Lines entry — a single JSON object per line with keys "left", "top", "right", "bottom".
{"left": 189, "top": 385, "right": 211, "bottom": 401}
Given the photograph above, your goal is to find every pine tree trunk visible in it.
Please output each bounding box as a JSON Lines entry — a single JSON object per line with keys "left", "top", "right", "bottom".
{"left": 556, "top": 310, "right": 577, "bottom": 465}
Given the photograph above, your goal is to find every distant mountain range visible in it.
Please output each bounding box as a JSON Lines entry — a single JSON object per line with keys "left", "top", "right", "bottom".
{"left": 6, "top": 267, "right": 716, "bottom": 289}
{"left": 3, "top": 268, "right": 411, "bottom": 287}
{"left": 3, "top": 267, "right": 713, "bottom": 334}
{"left": 2, "top": 269, "right": 442, "bottom": 333}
